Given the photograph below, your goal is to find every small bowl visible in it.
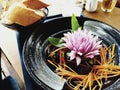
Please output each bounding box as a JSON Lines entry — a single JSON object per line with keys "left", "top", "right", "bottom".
{"left": 1, "top": 7, "right": 49, "bottom": 29}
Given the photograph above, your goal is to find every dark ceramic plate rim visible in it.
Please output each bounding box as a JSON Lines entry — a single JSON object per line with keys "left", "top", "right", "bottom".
{"left": 22, "top": 16, "right": 120, "bottom": 90}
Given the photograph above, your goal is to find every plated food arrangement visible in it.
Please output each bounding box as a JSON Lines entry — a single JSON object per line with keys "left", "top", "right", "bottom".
{"left": 22, "top": 15, "right": 120, "bottom": 90}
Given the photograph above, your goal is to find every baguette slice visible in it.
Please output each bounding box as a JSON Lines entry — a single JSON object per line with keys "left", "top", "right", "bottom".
{"left": 22, "top": 0, "right": 49, "bottom": 10}
{"left": 1, "top": 3, "right": 45, "bottom": 26}
{"left": 4, "top": 0, "right": 21, "bottom": 11}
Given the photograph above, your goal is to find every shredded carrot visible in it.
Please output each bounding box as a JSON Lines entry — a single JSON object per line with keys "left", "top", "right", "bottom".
{"left": 48, "top": 44, "right": 120, "bottom": 90}
{"left": 60, "top": 50, "right": 65, "bottom": 67}
{"left": 49, "top": 47, "right": 66, "bottom": 57}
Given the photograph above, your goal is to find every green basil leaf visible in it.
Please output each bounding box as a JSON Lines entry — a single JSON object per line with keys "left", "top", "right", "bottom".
{"left": 48, "top": 37, "right": 64, "bottom": 47}
{"left": 71, "top": 14, "right": 80, "bottom": 32}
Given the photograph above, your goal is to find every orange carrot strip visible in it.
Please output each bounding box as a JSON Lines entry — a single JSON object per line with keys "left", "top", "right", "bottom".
{"left": 60, "top": 50, "right": 65, "bottom": 66}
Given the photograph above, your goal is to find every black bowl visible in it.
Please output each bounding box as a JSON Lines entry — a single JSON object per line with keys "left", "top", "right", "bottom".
{"left": 22, "top": 16, "right": 120, "bottom": 90}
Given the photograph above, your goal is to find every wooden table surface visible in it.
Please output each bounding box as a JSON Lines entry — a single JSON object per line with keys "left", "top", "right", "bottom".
{"left": 0, "top": 3, "right": 120, "bottom": 89}
{"left": 0, "top": 25, "right": 25, "bottom": 89}
{"left": 84, "top": 3, "right": 120, "bottom": 30}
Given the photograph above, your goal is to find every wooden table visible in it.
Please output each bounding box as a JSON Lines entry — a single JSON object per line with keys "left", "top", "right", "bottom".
{"left": 84, "top": 3, "right": 120, "bottom": 30}
{"left": 0, "top": 25, "right": 25, "bottom": 89}
{"left": 0, "top": 4, "right": 120, "bottom": 90}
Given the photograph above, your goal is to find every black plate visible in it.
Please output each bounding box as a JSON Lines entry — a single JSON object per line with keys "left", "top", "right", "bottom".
{"left": 22, "top": 16, "right": 120, "bottom": 90}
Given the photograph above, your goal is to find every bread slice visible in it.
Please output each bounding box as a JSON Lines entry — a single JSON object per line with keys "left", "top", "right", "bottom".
{"left": 0, "top": 0, "right": 49, "bottom": 26}
{"left": 1, "top": 3, "right": 46, "bottom": 26}
{"left": 22, "top": 0, "right": 49, "bottom": 10}
{"left": 4, "top": 0, "right": 21, "bottom": 11}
